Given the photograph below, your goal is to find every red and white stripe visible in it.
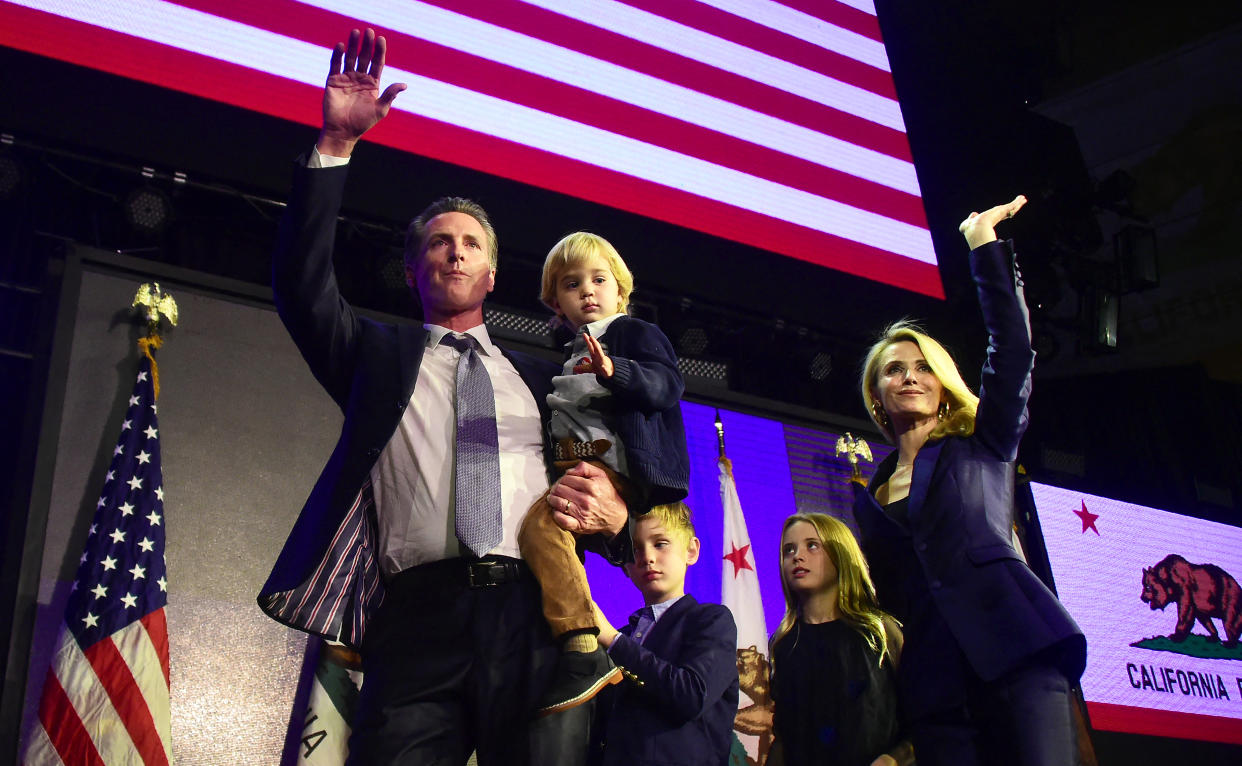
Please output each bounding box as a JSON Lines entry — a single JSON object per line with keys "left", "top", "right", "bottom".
{"left": 0, "top": 0, "right": 942, "bottom": 296}
{"left": 25, "top": 611, "right": 172, "bottom": 766}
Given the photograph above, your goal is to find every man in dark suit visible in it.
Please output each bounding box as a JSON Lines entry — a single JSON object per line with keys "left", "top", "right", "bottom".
{"left": 592, "top": 503, "right": 739, "bottom": 766}
{"left": 257, "top": 28, "right": 629, "bottom": 766}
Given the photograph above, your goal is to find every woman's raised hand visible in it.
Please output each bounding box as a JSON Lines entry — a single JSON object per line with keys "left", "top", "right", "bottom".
{"left": 958, "top": 194, "right": 1027, "bottom": 250}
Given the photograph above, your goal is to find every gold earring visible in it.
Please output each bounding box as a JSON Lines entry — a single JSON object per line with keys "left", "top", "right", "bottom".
{"left": 871, "top": 400, "right": 889, "bottom": 426}
{"left": 937, "top": 401, "right": 950, "bottom": 421}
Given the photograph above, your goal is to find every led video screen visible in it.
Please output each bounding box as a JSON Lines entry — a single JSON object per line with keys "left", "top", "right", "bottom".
{"left": 1035, "top": 483, "right": 1242, "bottom": 744}
{"left": 0, "top": 0, "right": 941, "bottom": 296}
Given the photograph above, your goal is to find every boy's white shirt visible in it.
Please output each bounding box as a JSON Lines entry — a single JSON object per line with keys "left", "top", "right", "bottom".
{"left": 649, "top": 593, "right": 686, "bottom": 620}
{"left": 547, "top": 312, "right": 629, "bottom": 476}
{"left": 574, "top": 312, "right": 625, "bottom": 339}
{"left": 625, "top": 593, "right": 686, "bottom": 646}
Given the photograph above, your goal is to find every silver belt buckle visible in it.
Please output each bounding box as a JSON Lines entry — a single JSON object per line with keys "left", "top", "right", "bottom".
{"left": 466, "top": 560, "right": 501, "bottom": 588}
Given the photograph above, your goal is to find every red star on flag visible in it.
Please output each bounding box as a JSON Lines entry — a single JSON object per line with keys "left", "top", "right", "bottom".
{"left": 724, "top": 542, "right": 754, "bottom": 578}
{"left": 1073, "top": 500, "right": 1100, "bottom": 535}
{"left": 717, "top": 448, "right": 770, "bottom": 765}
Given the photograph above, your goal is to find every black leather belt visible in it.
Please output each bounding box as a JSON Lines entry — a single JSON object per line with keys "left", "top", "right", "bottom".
{"left": 464, "top": 557, "right": 528, "bottom": 588}
{"left": 392, "top": 556, "right": 529, "bottom": 591}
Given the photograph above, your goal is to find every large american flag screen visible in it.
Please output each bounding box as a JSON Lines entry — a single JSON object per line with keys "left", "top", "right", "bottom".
{"left": 1, "top": 0, "right": 942, "bottom": 297}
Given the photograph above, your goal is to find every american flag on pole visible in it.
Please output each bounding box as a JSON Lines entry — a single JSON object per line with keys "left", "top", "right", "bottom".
{"left": 24, "top": 353, "right": 172, "bottom": 766}
{"left": 718, "top": 440, "right": 773, "bottom": 766}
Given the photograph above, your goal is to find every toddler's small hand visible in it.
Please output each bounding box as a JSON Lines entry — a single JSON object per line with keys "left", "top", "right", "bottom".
{"left": 573, "top": 333, "right": 614, "bottom": 378}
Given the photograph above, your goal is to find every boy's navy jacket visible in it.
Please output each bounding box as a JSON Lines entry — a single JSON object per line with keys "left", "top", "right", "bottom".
{"left": 591, "top": 314, "right": 689, "bottom": 508}
{"left": 595, "top": 595, "right": 739, "bottom": 766}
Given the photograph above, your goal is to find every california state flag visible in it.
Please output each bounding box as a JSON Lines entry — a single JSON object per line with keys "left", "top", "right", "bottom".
{"left": 719, "top": 456, "right": 773, "bottom": 766}
{"left": 293, "top": 641, "right": 363, "bottom": 765}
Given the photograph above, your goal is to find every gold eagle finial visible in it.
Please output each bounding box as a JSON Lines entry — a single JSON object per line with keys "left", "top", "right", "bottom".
{"left": 835, "top": 432, "right": 873, "bottom": 484}
{"left": 132, "top": 282, "right": 179, "bottom": 334}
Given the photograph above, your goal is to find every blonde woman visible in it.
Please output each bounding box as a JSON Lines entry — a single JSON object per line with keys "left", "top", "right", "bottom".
{"left": 769, "top": 513, "right": 912, "bottom": 766}
{"left": 853, "top": 196, "right": 1086, "bottom": 766}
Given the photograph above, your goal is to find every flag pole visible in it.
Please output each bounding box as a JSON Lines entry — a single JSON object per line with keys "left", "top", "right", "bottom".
{"left": 716, "top": 411, "right": 773, "bottom": 766}
{"left": 714, "top": 409, "right": 732, "bottom": 478}
{"left": 23, "top": 282, "right": 179, "bottom": 766}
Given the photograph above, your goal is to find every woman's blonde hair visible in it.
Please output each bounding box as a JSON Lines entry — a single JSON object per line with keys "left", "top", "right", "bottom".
{"left": 860, "top": 320, "right": 979, "bottom": 442}
{"left": 771, "top": 513, "right": 894, "bottom": 666}
{"left": 539, "top": 232, "right": 634, "bottom": 327}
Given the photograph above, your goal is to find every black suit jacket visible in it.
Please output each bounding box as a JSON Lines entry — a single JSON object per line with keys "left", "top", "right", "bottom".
{"left": 595, "top": 595, "right": 739, "bottom": 766}
{"left": 257, "top": 161, "right": 560, "bottom": 646}
{"left": 853, "top": 240, "right": 1086, "bottom": 717}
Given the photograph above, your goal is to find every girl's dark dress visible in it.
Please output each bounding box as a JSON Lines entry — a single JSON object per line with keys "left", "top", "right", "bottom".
{"left": 772, "top": 619, "right": 900, "bottom": 766}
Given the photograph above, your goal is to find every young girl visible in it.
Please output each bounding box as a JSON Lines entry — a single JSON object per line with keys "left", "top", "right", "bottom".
{"left": 769, "top": 513, "right": 913, "bottom": 766}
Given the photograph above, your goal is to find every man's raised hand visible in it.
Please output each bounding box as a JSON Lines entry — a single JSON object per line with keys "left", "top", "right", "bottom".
{"left": 317, "top": 28, "right": 407, "bottom": 158}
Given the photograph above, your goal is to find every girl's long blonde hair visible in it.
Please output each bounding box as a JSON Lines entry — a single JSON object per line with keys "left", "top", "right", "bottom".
{"left": 771, "top": 513, "right": 894, "bottom": 666}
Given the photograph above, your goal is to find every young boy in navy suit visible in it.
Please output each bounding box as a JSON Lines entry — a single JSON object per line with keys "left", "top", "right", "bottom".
{"left": 590, "top": 503, "right": 739, "bottom": 766}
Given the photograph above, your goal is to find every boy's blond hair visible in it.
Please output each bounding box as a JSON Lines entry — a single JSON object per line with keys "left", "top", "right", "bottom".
{"left": 635, "top": 501, "right": 695, "bottom": 547}
{"left": 539, "top": 232, "right": 635, "bottom": 323}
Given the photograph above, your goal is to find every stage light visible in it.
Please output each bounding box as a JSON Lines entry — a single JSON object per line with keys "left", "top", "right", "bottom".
{"left": 677, "top": 356, "right": 728, "bottom": 387}
{"left": 124, "top": 186, "right": 172, "bottom": 234}
{"left": 678, "top": 326, "right": 709, "bottom": 356}
{"left": 671, "top": 297, "right": 711, "bottom": 357}
{"left": 379, "top": 251, "right": 407, "bottom": 291}
{"left": 484, "top": 306, "right": 555, "bottom": 348}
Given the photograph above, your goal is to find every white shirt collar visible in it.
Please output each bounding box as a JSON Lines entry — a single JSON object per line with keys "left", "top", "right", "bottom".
{"left": 564, "top": 312, "right": 625, "bottom": 348}
{"left": 650, "top": 593, "right": 686, "bottom": 621}
{"left": 424, "top": 323, "right": 498, "bottom": 356}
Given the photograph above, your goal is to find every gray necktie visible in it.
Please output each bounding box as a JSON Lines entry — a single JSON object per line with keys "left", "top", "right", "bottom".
{"left": 441, "top": 334, "right": 502, "bottom": 557}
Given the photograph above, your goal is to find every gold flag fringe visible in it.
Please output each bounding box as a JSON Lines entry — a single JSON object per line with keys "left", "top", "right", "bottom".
{"left": 138, "top": 335, "right": 163, "bottom": 401}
